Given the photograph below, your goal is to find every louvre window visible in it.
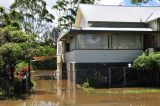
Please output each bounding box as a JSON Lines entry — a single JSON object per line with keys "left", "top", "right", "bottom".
{"left": 76, "top": 34, "right": 108, "bottom": 49}
{"left": 76, "top": 34, "right": 143, "bottom": 50}
{"left": 111, "top": 34, "right": 143, "bottom": 49}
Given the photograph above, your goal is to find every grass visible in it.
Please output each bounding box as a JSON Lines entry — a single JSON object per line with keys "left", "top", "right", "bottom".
{"left": 122, "top": 89, "right": 160, "bottom": 94}
{"left": 82, "top": 87, "right": 160, "bottom": 95}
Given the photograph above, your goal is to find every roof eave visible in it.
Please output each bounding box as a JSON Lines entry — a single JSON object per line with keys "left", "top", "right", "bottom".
{"left": 58, "top": 28, "right": 160, "bottom": 41}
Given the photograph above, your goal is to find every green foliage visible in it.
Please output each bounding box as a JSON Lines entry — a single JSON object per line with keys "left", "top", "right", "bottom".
{"left": 0, "top": 1, "right": 57, "bottom": 97}
{"left": 10, "top": 0, "right": 55, "bottom": 36}
{"left": 53, "top": 0, "right": 96, "bottom": 30}
{"left": 0, "top": 26, "right": 34, "bottom": 44}
{"left": 133, "top": 52, "right": 160, "bottom": 71}
{"left": 30, "top": 45, "right": 56, "bottom": 57}
{"left": 0, "top": 8, "right": 22, "bottom": 29}
{"left": 13, "top": 78, "right": 34, "bottom": 94}
{"left": 43, "top": 27, "right": 61, "bottom": 47}
{"left": 82, "top": 76, "right": 105, "bottom": 88}
{"left": 15, "top": 61, "right": 28, "bottom": 72}
{"left": 0, "top": 26, "right": 35, "bottom": 95}
{"left": 82, "top": 79, "right": 90, "bottom": 88}
{"left": 131, "top": 0, "right": 150, "bottom": 5}
{"left": 0, "top": 6, "right": 5, "bottom": 13}
{"left": 30, "top": 45, "right": 56, "bottom": 70}
{"left": 32, "top": 59, "right": 56, "bottom": 70}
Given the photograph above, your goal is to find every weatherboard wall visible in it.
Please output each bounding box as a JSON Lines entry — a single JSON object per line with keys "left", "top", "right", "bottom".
{"left": 65, "top": 50, "right": 143, "bottom": 63}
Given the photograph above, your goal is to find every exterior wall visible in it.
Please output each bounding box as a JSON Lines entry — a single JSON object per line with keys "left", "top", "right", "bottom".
{"left": 65, "top": 50, "right": 143, "bottom": 63}
{"left": 75, "top": 8, "right": 82, "bottom": 27}
{"left": 65, "top": 51, "right": 76, "bottom": 63}
{"left": 75, "top": 9, "right": 88, "bottom": 27}
{"left": 80, "top": 15, "right": 88, "bottom": 27}
{"left": 157, "top": 19, "right": 160, "bottom": 30}
{"left": 148, "top": 20, "right": 158, "bottom": 31}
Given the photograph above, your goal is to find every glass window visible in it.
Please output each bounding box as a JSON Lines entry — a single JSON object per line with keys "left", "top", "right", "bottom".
{"left": 76, "top": 34, "right": 108, "bottom": 49}
{"left": 111, "top": 34, "right": 142, "bottom": 49}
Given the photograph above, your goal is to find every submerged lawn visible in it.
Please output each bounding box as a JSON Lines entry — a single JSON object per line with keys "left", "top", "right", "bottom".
{"left": 82, "top": 87, "right": 160, "bottom": 95}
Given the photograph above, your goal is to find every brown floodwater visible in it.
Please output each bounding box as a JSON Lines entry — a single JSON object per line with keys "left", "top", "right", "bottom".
{"left": 1, "top": 70, "right": 160, "bottom": 106}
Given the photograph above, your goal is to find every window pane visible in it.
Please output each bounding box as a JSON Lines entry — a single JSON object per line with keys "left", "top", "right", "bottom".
{"left": 112, "top": 34, "right": 142, "bottom": 49}
{"left": 76, "top": 34, "right": 85, "bottom": 49}
{"left": 76, "top": 34, "right": 108, "bottom": 49}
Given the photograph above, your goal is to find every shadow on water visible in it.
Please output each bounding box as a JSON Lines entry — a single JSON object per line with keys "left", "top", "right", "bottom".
{"left": 1, "top": 70, "right": 160, "bottom": 106}
{"left": 36, "top": 75, "right": 56, "bottom": 80}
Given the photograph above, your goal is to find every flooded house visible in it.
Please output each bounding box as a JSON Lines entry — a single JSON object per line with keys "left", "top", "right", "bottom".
{"left": 57, "top": 4, "right": 160, "bottom": 85}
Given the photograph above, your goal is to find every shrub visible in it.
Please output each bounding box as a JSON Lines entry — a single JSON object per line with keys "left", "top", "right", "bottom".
{"left": 133, "top": 52, "right": 160, "bottom": 71}
{"left": 82, "top": 76, "right": 105, "bottom": 88}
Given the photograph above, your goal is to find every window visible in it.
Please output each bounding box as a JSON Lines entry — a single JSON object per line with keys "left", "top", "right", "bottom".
{"left": 76, "top": 34, "right": 143, "bottom": 50}
{"left": 66, "top": 43, "right": 70, "bottom": 52}
{"left": 76, "top": 34, "right": 108, "bottom": 49}
{"left": 111, "top": 34, "right": 142, "bottom": 49}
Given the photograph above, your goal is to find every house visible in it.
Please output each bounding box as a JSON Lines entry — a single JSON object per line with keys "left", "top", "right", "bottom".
{"left": 57, "top": 4, "right": 160, "bottom": 85}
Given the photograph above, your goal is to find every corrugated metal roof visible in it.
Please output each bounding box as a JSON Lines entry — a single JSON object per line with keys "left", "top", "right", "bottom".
{"left": 79, "top": 4, "right": 160, "bottom": 23}
{"left": 146, "top": 9, "right": 160, "bottom": 22}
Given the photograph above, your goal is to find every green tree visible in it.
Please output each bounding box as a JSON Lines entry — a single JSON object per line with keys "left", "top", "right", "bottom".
{"left": 0, "top": 6, "right": 23, "bottom": 29}
{"left": 10, "top": 0, "right": 55, "bottom": 36}
{"left": 131, "top": 0, "right": 152, "bottom": 5}
{"left": 52, "top": 0, "right": 97, "bottom": 30}
{"left": 42, "top": 27, "right": 61, "bottom": 48}
{"left": 0, "top": 26, "right": 34, "bottom": 94}
{"left": 51, "top": 0, "right": 98, "bottom": 46}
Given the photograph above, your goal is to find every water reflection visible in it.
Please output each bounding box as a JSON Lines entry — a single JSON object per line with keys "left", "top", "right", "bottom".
{"left": 1, "top": 70, "right": 160, "bottom": 106}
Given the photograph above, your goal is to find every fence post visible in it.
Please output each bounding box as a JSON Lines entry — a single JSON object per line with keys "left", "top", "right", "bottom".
{"left": 72, "top": 62, "right": 76, "bottom": 104}
{"left": 123, "top": 67, "right": 126, "bottom": 87}
{"left": 72, "top": 63, "right": 76, "bottom": 84}
{"left": 109, "top": 68, "right": 111, "bottom": 88}
{"left": 157, "top": 70, "right": 159, "bottom": 86}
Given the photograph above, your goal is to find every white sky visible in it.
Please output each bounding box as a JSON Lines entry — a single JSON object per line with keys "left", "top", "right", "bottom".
{"left": 0, "top": 0, "right": 56, "bottom": 10}
{"left": 98, "top": 0, "right": 123, "bottom": 5}
{"left": 1, "top": 0, "right": 160, "bottom": 10}
{"left": 0, "top": 0, "right": 124, "bottom": 9}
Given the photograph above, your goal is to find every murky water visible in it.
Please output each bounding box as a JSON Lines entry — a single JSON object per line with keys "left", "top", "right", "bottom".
{"left": 1, "top": 70, "right": 160, "bottom": 106}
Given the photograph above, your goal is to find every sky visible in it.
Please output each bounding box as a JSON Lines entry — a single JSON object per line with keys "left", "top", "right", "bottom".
{"left": 98, "top": 0, "right": 160, "bottom": 6}
{"left": 1, "top": 0, "right": 160, "bottom": 10}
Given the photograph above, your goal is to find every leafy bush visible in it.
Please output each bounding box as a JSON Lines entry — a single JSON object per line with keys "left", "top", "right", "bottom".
{"left": 13, "top": 78, "right": 34, "bottom": 94}
{"left": 82, "top": 79, "right": 90, "bottom": 88}
{"left": 133, "top": 52, "right": 160, "bottom": 71}
{"left": 82, "top": 76, "right": 105, "bottom": 88}
{"left": 15, "top": 61, "right": 28, "bottom": 72}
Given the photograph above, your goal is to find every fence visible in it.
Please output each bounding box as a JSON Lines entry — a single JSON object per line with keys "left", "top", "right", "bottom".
{"left": 62, "top": 63, "right": 160, "bottom": 88}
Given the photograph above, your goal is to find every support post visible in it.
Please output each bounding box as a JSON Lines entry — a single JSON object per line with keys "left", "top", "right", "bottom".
{"left": 109, "top": 68, "right": 111, "bottom": 88}
{"left": 28, "top": 61, "right": 31, "bottom": 80}
{"left": 157, "top": 70, "right": 159, "bottom": 86}
{"left": 57, "top": 63, "right": 62, "bottom": 80}
{"left": 72, "top": 63, "right": 76, "bottom": 104}
{"left": 123, "top": 67, "right": 126, "bottom": 87}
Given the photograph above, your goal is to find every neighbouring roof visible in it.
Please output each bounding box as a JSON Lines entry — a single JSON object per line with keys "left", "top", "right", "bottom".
{"left": 78, "top": 4, "right": 160, "bottom": 23}
{"left": 32, "top": 56, "right": 56, "bottom": 61}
